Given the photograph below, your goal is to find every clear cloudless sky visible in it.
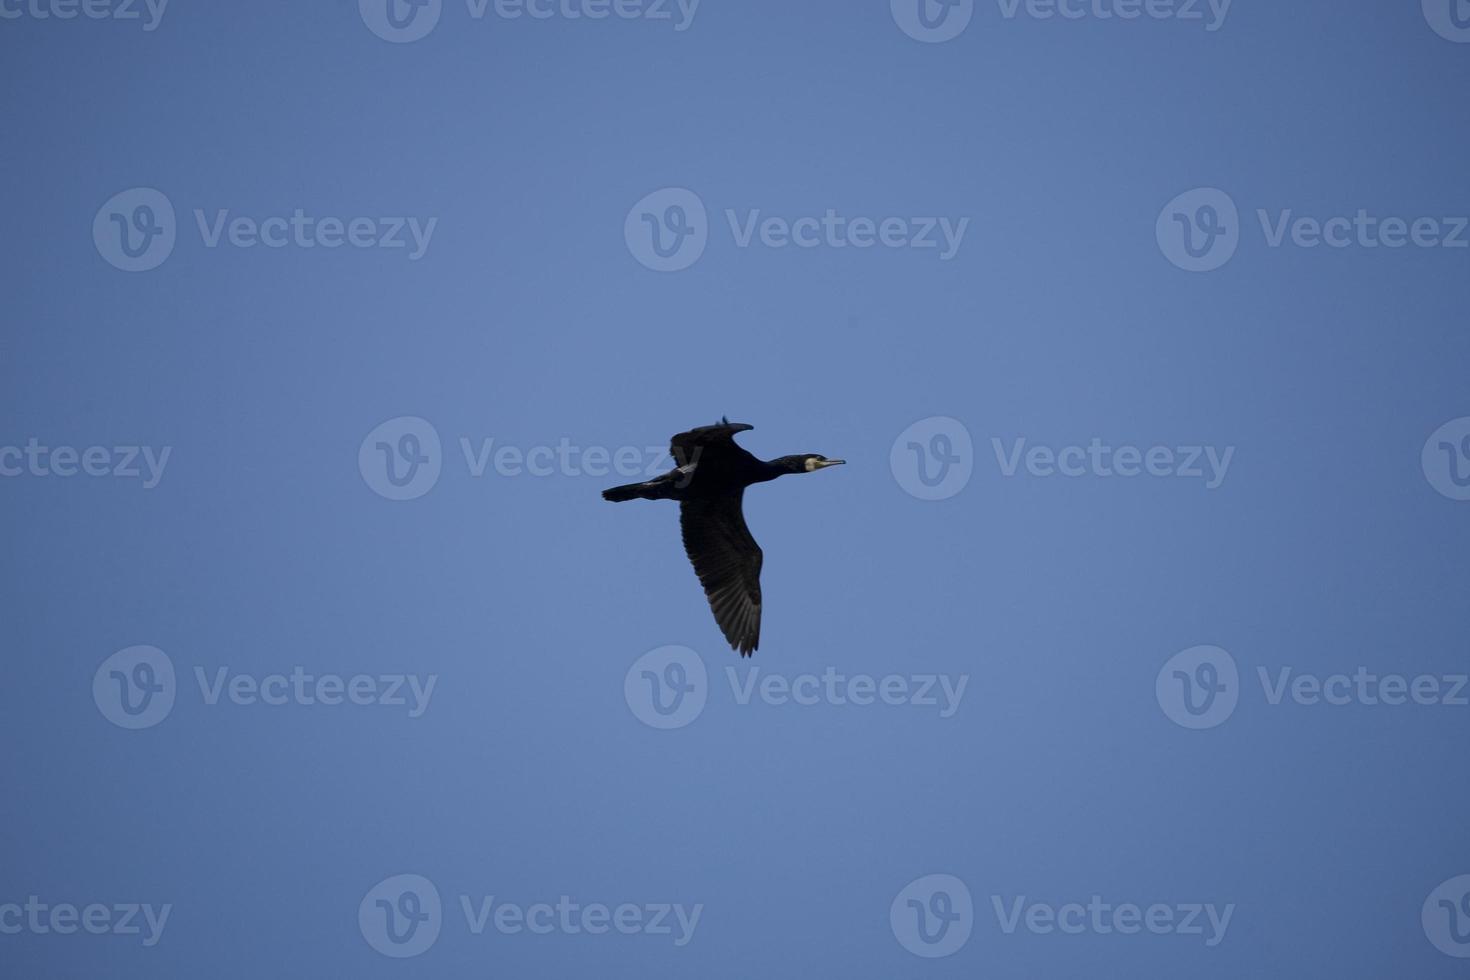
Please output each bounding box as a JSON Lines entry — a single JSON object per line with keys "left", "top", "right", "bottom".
{"left": 3, "top": 1, "right": 1470, "bottom": 977}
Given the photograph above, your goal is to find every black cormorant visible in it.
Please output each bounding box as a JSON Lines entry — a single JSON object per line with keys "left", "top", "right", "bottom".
{"left": 602, "top": 418, "right": 845, "bottom": 656}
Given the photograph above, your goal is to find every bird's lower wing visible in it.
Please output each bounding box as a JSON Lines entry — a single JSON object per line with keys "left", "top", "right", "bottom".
{"left": 678, "top": 495, "right": 763, "bottom": 656}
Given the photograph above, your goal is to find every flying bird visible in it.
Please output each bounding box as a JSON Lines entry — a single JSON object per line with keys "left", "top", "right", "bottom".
{"left": 602, "top": 418, "right": 845, "bottom": 656}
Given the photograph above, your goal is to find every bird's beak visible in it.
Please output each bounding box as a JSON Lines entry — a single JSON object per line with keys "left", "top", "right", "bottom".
{"left": 813, "top": 459, "right": 846, "bottom": 469}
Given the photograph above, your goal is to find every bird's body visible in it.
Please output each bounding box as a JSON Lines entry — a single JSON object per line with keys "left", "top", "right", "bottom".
{"left": 602, "top": 419, "right": 844, "bottom": 656}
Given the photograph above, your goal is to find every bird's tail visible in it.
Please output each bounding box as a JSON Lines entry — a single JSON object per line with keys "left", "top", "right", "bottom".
{"left": 602, "top": 481, "right": 654, "bottom": 502}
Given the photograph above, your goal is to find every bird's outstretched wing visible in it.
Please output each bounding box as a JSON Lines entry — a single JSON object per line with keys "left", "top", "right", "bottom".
{"left": 669, "top": 417, "right": 755, "bottom": 468}
{"left": 679, "top": 494, "right": 763, "bottom": 656}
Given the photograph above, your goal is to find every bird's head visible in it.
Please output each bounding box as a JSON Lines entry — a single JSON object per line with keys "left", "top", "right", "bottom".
{"left": 775, "top": 454, "right": 847, "bottom": 474}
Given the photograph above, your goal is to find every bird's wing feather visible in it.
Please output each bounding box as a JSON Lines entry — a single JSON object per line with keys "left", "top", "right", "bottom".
{"left": 669, "top": 418, "right": 755, "bottom": 469}
{"left": 679, "top": 494, "right": 763, "bottom": 656}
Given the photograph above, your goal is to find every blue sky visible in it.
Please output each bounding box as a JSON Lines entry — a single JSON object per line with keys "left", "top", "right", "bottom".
{"left": 3, "top": 1, "right": 1470, "bottom": 977}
